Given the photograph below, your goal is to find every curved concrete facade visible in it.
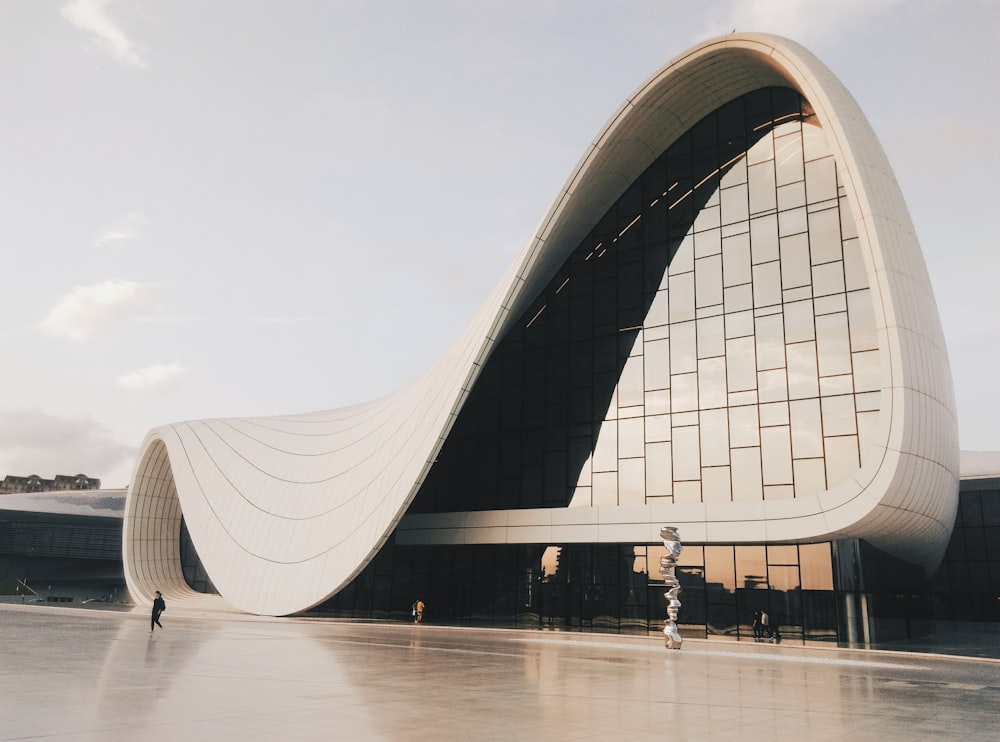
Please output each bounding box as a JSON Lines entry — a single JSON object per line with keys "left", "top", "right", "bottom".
{"left": 124, "top": 33, "right": 959, "bottom": 616}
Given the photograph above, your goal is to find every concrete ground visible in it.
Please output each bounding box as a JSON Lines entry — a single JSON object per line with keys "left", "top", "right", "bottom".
{"left": 1, "top": 603, "right": 998, "bottom": 741}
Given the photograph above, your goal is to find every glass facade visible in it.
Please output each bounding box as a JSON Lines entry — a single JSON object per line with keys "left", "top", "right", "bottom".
{"left": 413, "top": 86, "right": 878, "bottom": 515}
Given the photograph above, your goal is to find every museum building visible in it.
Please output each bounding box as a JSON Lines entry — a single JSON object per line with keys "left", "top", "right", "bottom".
{"left": 117, "top": 34, "right": 988, "bottom": 644}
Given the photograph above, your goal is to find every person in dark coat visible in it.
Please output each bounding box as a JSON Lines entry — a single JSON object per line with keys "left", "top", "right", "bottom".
{"left": 151, "top": 590, "right": 166, "bottom": 631}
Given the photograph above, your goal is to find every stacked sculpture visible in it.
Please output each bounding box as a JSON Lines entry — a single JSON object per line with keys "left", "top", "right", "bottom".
{"left": 659, "top": 526, "right": 683, "bottom": 649}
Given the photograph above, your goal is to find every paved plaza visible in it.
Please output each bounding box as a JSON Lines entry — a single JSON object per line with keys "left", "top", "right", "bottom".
{"left": 1, "top": 603, "right": 998, "bottom": 741}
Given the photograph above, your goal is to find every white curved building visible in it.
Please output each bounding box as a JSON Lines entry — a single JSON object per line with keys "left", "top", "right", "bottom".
{"left": 124, "top": 33, "right": 959, "bottom": 631}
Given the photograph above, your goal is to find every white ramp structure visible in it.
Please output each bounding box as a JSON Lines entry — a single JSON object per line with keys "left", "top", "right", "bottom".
{"left": 124, "top": 33, "right": 959, "bottom": 616}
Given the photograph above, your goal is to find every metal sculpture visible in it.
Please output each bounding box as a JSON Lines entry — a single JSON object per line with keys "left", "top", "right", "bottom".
{"left": 660, "top": 526, "right": 683, "bottom": 649}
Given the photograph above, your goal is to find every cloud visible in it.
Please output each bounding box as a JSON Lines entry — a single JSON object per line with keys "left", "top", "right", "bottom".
{"left": 61, "top": 0, "right": 146, "bottom": 68}
{"left": 95, "top": 211, "right": 146, "bottom": 247}
{"left": 0, "top": 408, "right": 135, "bottom": 484}
{"left": 118, "top": 362, "right": 189, "bottom": 392}
{"left": 40, "top": 279, "right": 154, "bottom": 342}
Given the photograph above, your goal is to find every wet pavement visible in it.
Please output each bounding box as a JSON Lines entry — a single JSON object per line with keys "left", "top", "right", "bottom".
{"left": 1, "top": 603, "right": 998, "bottom": 741}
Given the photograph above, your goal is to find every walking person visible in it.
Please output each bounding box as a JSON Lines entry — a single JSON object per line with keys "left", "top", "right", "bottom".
{"left": 414, "top": 598, "right": 425, "bottom": 624}
{"left": 151, "top": 590, "right": 166, "bottom": 631}
{"left": 760, "top": 609, "right": 770, "bottom": 640}
{"left": 752, "top": 609, "right": 763, "bottom": 641}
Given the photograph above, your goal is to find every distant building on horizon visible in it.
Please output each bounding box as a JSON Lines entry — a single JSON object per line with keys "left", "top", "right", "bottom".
{"left": 0, "top": 474, "right": 101, "bottom": 494}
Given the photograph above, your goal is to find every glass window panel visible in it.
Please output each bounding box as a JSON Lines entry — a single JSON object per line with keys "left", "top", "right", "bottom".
{"left": 670, "top": 321, "right": 697, "bottom": 374}
{"left": 747, "top": 126, "right": 774, "bottom": 165}
{"left": 695, "top": 254, "right": 724, "bottom": 308}
{"left": 721, "top": 182, "right": 750, "bottom": 226}
{"left": 748, "top": 161, "right": 777, "bottom": 214}
{"left": 700, "top": 408, "right": 729, "bottom": 466}
{"left": 722, "top": 232, "right": 752, "bottom": 286}
{"left": 646, "top": 287, "right": 669, "bottom": 327}
{"left": 789, "top": 398, "right": 823, "bottom": 458}
{"left": 804, "top": 155, "right": 838, "bottom": 202}
{"left": 821, "top": 394, "right": 857, "bottom": 437}
{"left": 807, "top": 206, "right": 842, "bottom": 264}
{"left": 726, "top": 335, "right": 757, "bottom": 392}
{"left": 697, "top": 316, "right": 725, "bottom": 358}
{"left": 592, "top": 417, "right": 618, "bottom": 472}
{"left": 731, "top": 447, "right": 763, "bottom": 501}
{"left": 847, "top": 288, "right": 878, "bottom": 352}
{"left": 780, "top": 232, "right": 811, "bottom": 288}
{"left": 669, "top": 271, "right": 696, "bottom": 323}
{"left": 761, "top": 425, "right": 793, "bottom": 485}
{"left": 768, "top": 545, "right": 799, "bottom": 565}
{"left": 812, "top": 260, "right": 846, "bottom": 297}
{"left": 705, "top": 546, "right": 737, "bottom": 592}
{"left": 852, "top": 349, "right": 881, "bottom": 393}
{"left": 786, "top": 341, "right": 819, "bottom": 400}
{"left": 645, "top": 388, "right": 671, "bottom": 414}
{"left": 645, "top": 414, "right": 670, "bottom": 443}
{"left": 814, "top": 293, "right": 847, "bottom": 315}
{"left": 777, "top": 181, "right": 806, "bottom": 211}
{"left": 721, "top": 146, "right": 748, "bottom": 187}
{"left": 754, "top": 313, "right": 785, "bottom": 370}
{"left": 768, "top": 565, "right": 800, "bottom": 593}
{"left": 802, "top": 122, "right": 830, "bottom": 162}
{"left": 752, "top": 261, "right": 781, "bottom": 309}
{"left": 759, "top": 401, "right": 789, "bottom": 427}
{"left": 643, "top": 338, "right": 669, "bottom": 391}
{"left": 793, "top": 457, "right": 827, "bottom": 497}
{"left": 669, "top": 231, "right": 695, "bottom": 277}
{"left": 618, "top": 457, "right": 645, "bottom": 505}
{"left": 824, "top": 435, "right": 860, "bottom": 486}
{"left": 839, "top": 196, "right": 859, "bottom": 240}
{"left": 696, "top": 203, "right": 721, "bottom": 232}
{"left": 728, "top": 390, "right": 757, "bottom": 407}
{"left": 672, "top": 410, "right": 698, "bottom": 427}
{"left": 819, "top": 373, "right": 853, "bottom": 397}
{"left": 726, "top": 309, "right": 754, "bottom": 339}
{"left": 729, "top": 405, "right": 760, "bottom": 447}
{"left": 855, "top": 390, "right": 880, "bottom": 413}
{"left": 671, "top": 372, "right": 698, "bottom": 414}
{"left": 672, "top": 426, "right": 701, "bottom": 481}
{"left": 842, "top": 238, "right": 868, "bottom": 291}
{"left": 799, "top": 543, "right": 834, "bottom": 590}
{"left": 783, "top": 299, "right": 815, "bottom": 343}
{"left": 618, "top": 416, "right": 645, "bottom": 459}
{"left": 816, "top": 312, "right": 852, "bottom": 377}
{"left": 618, "top": 353, "right": 644, "bottom": 408}
{"left": 757, "top": 368, "right": 788, "bottom": 403}
{"left": 645, "top": 441, "right": 672, "bottom": 496}
{"left": 695, "top": 227, "right": 722, "bottom": 258}
{"left": 736, "top": 546, "right": 768, "bottom": 590}
{"left": 702, "top": 466, "right": 732, "bottom": 502}
{"left": 724, "top": 283, "right": 753, "bottom": 312}
{"left": 645, "top": 323, "right": 669, "bottom": 342}
{"left": 774, "top": 129, "right": 804, "bottom": 185}
{"left": 857, "top": 410, "right": 881, "bottom": 467}
{"left": 750, "top": 214, "right": 779, "bottom": 263}
{"left": 698, "top": 356, "right": 727, "bottom": 409}
{"left": 675, "top": 543, "right": 704, "bottom": 568}
{"left": 592, "top": 471, "right": 618, "bottom": 505}
{"left": 778, "top": 206, "right": 808, "bottom": 237}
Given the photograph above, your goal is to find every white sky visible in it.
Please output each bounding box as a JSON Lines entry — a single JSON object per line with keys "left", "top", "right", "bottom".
{"left": 2, "top": 1, "right": 998, "bottom": 488}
